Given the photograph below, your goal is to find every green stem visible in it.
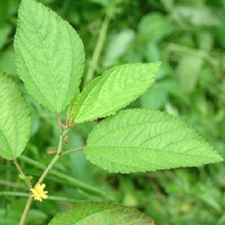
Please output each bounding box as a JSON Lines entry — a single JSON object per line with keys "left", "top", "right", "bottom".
{"left": 13, "top": 158, "right": 31, "bottom": 188}
{"left": 0, "top": 179, "right": 24, "bottom": 189}
{"left": 84, "top": 14, "right": 111, "bottom": 86}
{"left": 19, "top": 130, "right": 67, "bottom": 225}
{"left": 57, "top": 112, "right": 67, "bottom": 132}
{"left": 19, "top": 196, "right": 33, "bottom": 225}
{"left": 19, "top": 155, "right": 113, "bottom": 200}
{"left": 37, "top": 153, "right": 61, "bottom": 185}
{"left": 61, "top": 147, "right": 83, "bottom": 156}
{"left": 0, "top": 191, "right": 29, "bottom": 198}
{"left": 13, "top": 158, "right": 25, "bottom": 175}
{"left": 0, "top": 191, "right": 80, "bottom": 204}
{"left": 37, "top": 130, "right": 66, "bottom": 184}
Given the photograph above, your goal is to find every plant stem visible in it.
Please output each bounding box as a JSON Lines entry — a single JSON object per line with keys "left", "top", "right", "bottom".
{"left": 61, "top": 147, "right": 83, "bottom": 156}
{"left": 37, "top": 130, "right": 66, "bottom": 184}
{"left": 19, "top": 155, "right": 113, "bottom": 200}
{"left": 19, "top": 196, "right": 33, "bottom": 225}
{"left": 0, "top": 191, "right": 29, "bottom": 197}
{"left": 57, "top": 112, "right": 67, "bottom": 132}
{"left": 0, "top": 191, "right": 80, "bottom": 204}
{"left": 84, "top": 14, "right": 111, "bottom": 86}
{"left": 0, "top": 180, "right": 24, "bottom": 189}
{"left": 37, "top": 153, "right": 61, "bottom": 185}
{"left": 13, "top": 158, "right": 31, "bottom": 188}
{"left": 19, "top": 130, "right": 67, "bottom": 225}
{"left": 13, "top": 158, "right": 25, "bottom": 176}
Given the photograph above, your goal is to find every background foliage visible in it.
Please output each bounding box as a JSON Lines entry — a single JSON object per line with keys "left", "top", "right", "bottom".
{"left": 0, "top": 0, "right": 225, "bottom": 224}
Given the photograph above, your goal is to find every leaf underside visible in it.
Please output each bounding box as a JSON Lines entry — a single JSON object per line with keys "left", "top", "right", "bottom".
{"left": 49, "top": 202, "right": 155, "bottom": 225}
{"left": 72, "top": 62, "right": 160, "bottom": 123}
{"left": 14, "top": 0, "right": 84, "bottom": 112}
{"left": 84, "top": 109, "right": 223, "bottom": 173}
{"left": 0, "top": 71, "right": 30, "bottom": 160}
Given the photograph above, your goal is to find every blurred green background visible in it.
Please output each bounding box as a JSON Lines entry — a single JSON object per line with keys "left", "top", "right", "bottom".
{"left": 0, "top": 0, "right": 225, "bottom": 224}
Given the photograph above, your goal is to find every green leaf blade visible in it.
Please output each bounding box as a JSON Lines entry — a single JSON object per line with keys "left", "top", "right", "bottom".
{"left": 0, "top": 71, "right": 30, "bottom": 160}
{"left": 14, "top": 0, "right": 84, "bottom": 112}
{"left": 49, "top": 202, "right": 155, "bottom": 225}
{"left": 72, "top": 63, "right": 160, "bottom": 123}
{"left": 84, "top": 109, "right": 223, "bottom": 173}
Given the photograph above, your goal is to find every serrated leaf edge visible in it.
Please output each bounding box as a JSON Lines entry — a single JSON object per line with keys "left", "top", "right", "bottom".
{"left": 74, "top": 63, "right": 161, "bottom": 123}
{"left": 84, "top": 109, "right": 223, "bottom": 173}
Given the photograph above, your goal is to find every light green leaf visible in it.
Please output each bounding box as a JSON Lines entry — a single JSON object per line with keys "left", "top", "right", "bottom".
{"left": 103, "top": 29, "right": 135, "bottom": 67}
{"left": 171, "top": 6, "right": 221, "bottom": 28}
{"left": 49, "top": 202, "right": 155, "bottom": 225}
{"left": 0, "top": 71, "right": 30, "bottom": 160}
{"left": 84, "top": 109, "right": 223, "bottom": 173}
{"left": 176, "top": 54, "right": 203, "bottom": 93}
{"left": 14, "top": 0, "right": 84, "bottom": 112}
{"left": 72, "top": 63, "right": 160, "bottom": 123}
{"left": 138, "top": 13, "right": 173, "bottom": 42}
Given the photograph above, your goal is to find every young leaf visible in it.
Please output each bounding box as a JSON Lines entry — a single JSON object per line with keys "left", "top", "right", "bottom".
{"left": 84, "top": 109, "right": 223, "bottom": 173}
{"left": 71, "top": 63, "right": 160, "bottom": 123}
{"left": 14, "top": 0, "right": 84, "bottom": 112}
{"left": 49, "top": 202, "right": 155, "bottom": 225}
{"left": 0, "top": 71, "right": 30, "bottom": 160}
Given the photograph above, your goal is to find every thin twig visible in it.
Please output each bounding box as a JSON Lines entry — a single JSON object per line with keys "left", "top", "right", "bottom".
{"left": 13, "top": 158, "right": 31, "bottom": 188}
{"left": 37, "top": 153, "right": 61, "bottom": 185}
{"left": 61, "top": 147, "right": 84, "bottom": 156}
{"left": 13, "top": 158, "right": 25, "bottom": 176}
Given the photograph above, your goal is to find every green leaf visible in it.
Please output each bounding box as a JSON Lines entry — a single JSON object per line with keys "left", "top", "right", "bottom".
{"left": 19, "top": 174, "right": 33, "bottom": 182}
{"left": 84, "top": 109, "right": 223, "bottom": 173}
{"left": 72, "top": 63, "right": 160, "bottom": 123}
{"left": 14, "top": 0, "right": 84, "bottom": 112}
{"left": 171, "top": 5, "right": 221, "bottom": 28}
{"left": 0, "top": 71, "right": 30, "bottom": 160}
{"left": 138, "top": 13, "right": 173, "bottom": 42}
{"left": 103, "top": 29, "right": 135, "bottom": 67}
{"left": 176, "top": 54, "right": 203, "bottom": 93}
{"left": 49, "top": 202, "right": 155, "bottom": 225}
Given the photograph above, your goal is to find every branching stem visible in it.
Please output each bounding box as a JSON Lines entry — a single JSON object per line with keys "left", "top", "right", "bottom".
{"left": 37, "top": 130, "right": 67, "bottom": 184}
{"left": 19, "top": 129, "right": 67, "bottom": 225}
{"left": 18, "top": 11, "right": 113, "bottom": 224}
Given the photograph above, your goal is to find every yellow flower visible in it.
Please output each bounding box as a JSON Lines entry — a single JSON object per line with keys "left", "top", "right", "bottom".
{"left": 30, "top": 183, "right": 48, "bottom": 202}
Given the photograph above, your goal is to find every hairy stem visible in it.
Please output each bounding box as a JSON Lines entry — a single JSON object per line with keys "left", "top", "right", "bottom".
{"left": 84, "top": 14, "right": 111, "bottom": 86}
